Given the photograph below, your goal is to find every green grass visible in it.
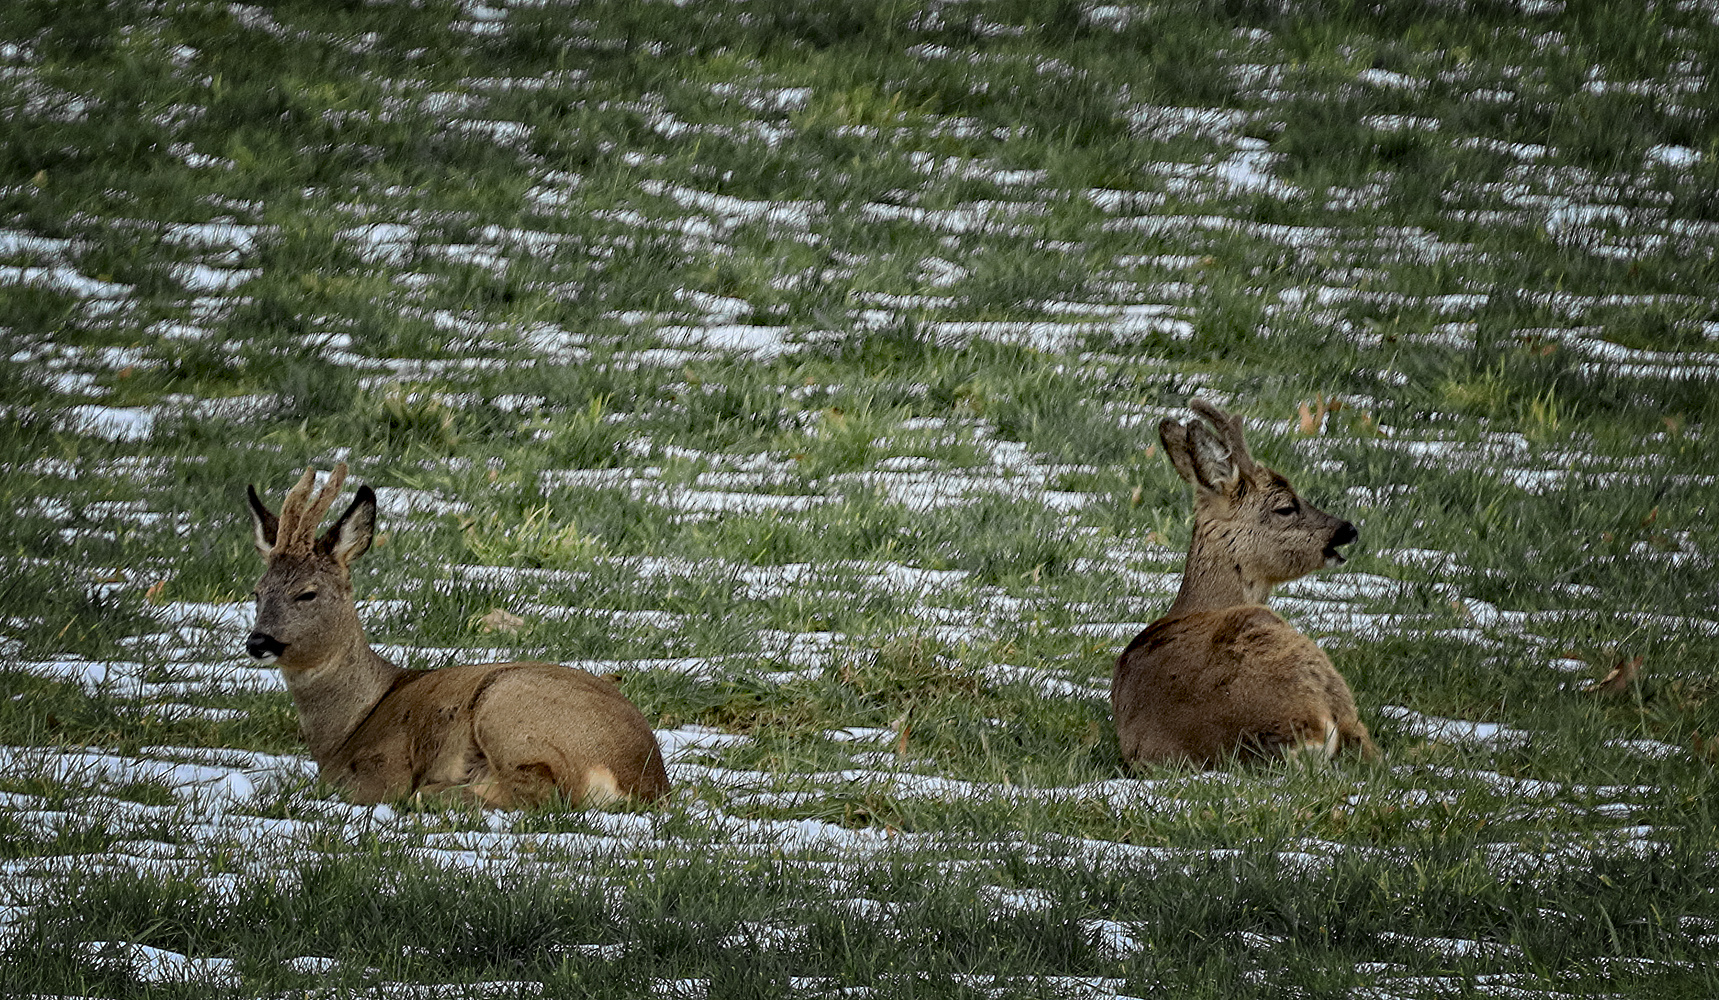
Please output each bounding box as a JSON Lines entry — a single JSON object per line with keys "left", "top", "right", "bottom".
{"left": 3, "top": 0, "right": 1719, "bottom": 996}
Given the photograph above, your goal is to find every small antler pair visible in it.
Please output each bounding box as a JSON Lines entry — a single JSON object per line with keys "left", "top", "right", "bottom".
{"left": 263, "top": 463, "right": 348, "bottom": 557}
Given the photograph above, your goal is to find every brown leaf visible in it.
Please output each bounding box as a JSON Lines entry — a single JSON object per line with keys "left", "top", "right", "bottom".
{"left": 143, "top": 580, "right": 168, "bottom": 604}
{"left": 1585, "top": 655, "right": 1643, "bottom": 695}
{"left": 476, "top": 608, "right": 526, "bottom": 635}
{"left": 1297, "top": 395, "right": 1342, "bottom": 436}
{"left": 1297, "top": 401, "right": 1318, "bottom": 435}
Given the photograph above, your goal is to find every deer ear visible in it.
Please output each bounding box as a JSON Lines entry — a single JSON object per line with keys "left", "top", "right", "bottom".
{"left": 246, "top": 485, "right": 279, "bottom": 558}
{"left": 317, "top": 485, "right": 376, "bottom": 566}
{"left": 1185, "top": 421, "right": 1240, "bottom": 493}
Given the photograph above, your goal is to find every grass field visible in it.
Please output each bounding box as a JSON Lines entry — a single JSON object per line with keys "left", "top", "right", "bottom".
{"left": 3, "top": 1, "right": 1718, "bottom": 996}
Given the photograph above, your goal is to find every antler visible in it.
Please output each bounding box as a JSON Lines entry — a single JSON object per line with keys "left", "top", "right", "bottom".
{"left": 1188, "top": 399, "right": 1258, "bottom": 475}
{"left": 271, "top": 463, "right": 349, "bottom": 556}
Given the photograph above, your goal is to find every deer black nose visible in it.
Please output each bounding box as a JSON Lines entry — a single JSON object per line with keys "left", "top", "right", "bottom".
{"left": 246, "top": 632, "right": 285, "bottom": 661}
{"left": 1331, "top": 521, "right": 1358, "bottom": 548}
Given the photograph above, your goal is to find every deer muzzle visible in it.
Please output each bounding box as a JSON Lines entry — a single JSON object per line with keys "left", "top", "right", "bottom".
{"left": 246, "top": 631, "right": 286, "bottom": 665}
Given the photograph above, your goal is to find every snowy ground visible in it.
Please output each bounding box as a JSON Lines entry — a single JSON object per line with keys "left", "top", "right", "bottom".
{"left": 2, "top": 1, "right": 1717, "bottom": 996}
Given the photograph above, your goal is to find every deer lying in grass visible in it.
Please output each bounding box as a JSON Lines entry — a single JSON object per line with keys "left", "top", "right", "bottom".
{"left": 1113, "top": 401, "right": 1377, "bottom": 768}
{"left": 244, "top": 464, "right": 670, "bottom": 807}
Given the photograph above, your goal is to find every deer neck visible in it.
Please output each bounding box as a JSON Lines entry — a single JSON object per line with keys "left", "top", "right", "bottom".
{"left": 1165, "top": 522, "right": 1271, "bottom": 618}
{"left": 282, "top": 630, "right": 404, "bottom": 767}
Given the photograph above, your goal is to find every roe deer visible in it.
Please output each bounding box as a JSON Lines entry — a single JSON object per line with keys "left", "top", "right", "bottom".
{"left": 1112, "top": 400, "right": 1377, "bottom": 768}
{"left": 244, "top": 464, "right": 670, "bottom": 807}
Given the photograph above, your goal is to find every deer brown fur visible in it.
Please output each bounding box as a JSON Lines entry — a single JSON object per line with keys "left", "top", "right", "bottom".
{"left": 1112, "top": 401, "right": 1377, "bottom": 768}
{"left": 244, "top": 464, "right": 670, "bottom": 808}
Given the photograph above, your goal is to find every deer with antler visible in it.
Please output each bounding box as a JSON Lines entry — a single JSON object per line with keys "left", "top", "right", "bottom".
{"left": 245, "top": 464, "right": 670, "bottom": 807}
{"left": 1113, "top": 401, "right": 1378, "bottom": 767}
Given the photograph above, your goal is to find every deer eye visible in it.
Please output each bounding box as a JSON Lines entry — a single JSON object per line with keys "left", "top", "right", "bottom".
{"left": 294, "top": 590, "right": 318, "bottom": 602}
{"left": 1273, "top": 504, "right": 1297, "bottom": 516}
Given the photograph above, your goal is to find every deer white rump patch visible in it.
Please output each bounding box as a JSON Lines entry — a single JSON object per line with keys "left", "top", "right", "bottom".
{"left": 581, "top": 766, "right": 623, "bottom": 806}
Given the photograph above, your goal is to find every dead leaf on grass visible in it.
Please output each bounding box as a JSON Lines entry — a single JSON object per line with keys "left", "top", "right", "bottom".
{"left": 1585, "top": 655, "right": 1643, "bottom": 696}
{"left": 476, "top": 608, "right": 526, "bottom": 635}
{"left": 1295, "top": 395, "right": 1345, "bottom": 436}
{"left": 892, "top": 710, "right": 912, "bottom": 756}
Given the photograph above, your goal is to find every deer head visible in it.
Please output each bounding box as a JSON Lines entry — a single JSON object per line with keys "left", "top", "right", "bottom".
{"left": 245, "top": 464, "right": 377, "bottom": 671}
{"left": 1160, "top": 400, "right": 1356, "bottom": 610}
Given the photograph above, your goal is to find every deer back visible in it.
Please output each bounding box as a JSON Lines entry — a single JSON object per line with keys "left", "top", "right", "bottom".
{"left": 331, "top": 661, "right": 670, "bottom": 807}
